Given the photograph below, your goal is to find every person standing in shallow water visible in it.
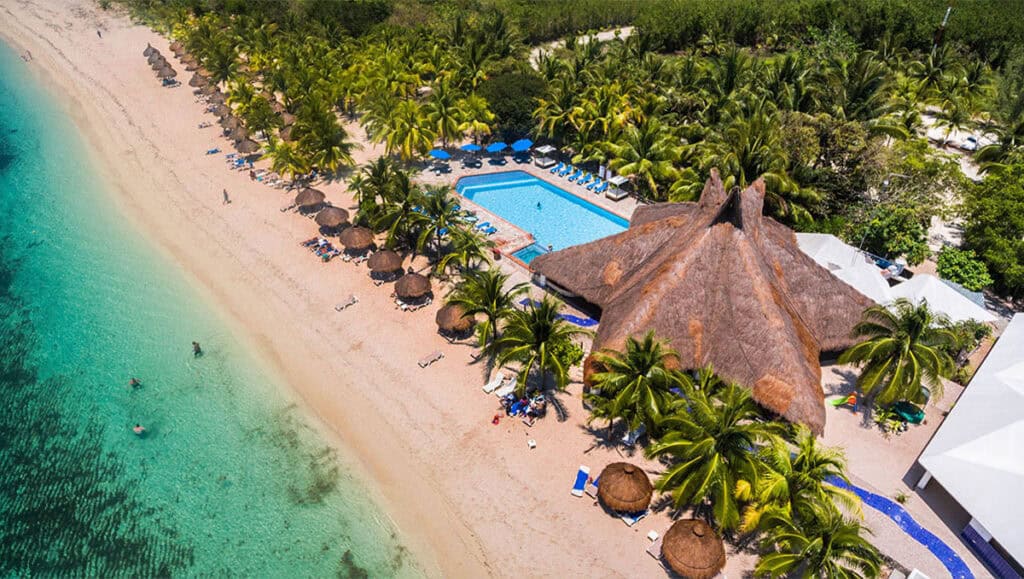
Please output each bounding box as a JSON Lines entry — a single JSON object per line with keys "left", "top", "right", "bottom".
{"left": 192, "top": 341, "right": 203, "bottom": 357}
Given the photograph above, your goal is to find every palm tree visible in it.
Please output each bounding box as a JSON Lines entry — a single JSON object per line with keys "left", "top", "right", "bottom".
{"left": 838, "top": 299, "right": 956, "bottom": 409}
{"left": 605, "top": 116, "right": 682, "bottom": 200}
{"left": 294, "top": 99, "right": 355, "bottom": 174}
{"left": 740, "top": 426, "right": 861, "bottom": 532}
{"left": 425, "top": 79, "right": 464, "bottom": 149}
{"left": 646, "top": 369, "right": 781, "bottom": 531}
{"left": 415, "top": 185, "right": 466, "bottom": 260}
{"left": 434, "top": 226, "right": 493, "bottom": 276}
{"left": 349, "top": 157, "right": 400, "bottom": 226}
{"left": 262, "top": 138, "right": 309, "bottom": 180}
{"left": 756, "top": 509, "right": 882, "bottom": 579}
{"left": 384, "top": 100, "right": 436, "bottom": 161}
{"left": 374, "top": 171, "right": 423, "bottom": 248}
{"left": 448, "top": 268, "right": 527, "bottom": 349}
{"left": 585, "top": 331, "right": 687, "bottom": 436}
{"left": 458, "top": 92, "right": 495, "bottom": 145}
{"left": 491, "top": 297, "right": 591, "bottom": 395}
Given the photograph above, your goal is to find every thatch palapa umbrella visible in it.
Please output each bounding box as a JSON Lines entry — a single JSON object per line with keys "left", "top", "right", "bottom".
{"left": 294, "top": 188, "right": 326, "bottom": 212}
{"left": 147, "top": 51, "right": 163, "bottom": 65}
{"left": 189, "top": 73, "right": 208, "bottom": 88}
{"left": 169, "top": 40, "right": 184, "bottom": 55}
{"left": 150, "top": 57, "right": 167, "bottom": 71}
{"left": 315, "top": 206, "right": 350, "bottom": 229}
{"left": 660, "top": 520, "right": 726, "bottom": 579}
{"left": 235, "top": 139, "right": 261, "bottom": 155}
{"left": 156, "top": 65, "right": 177, "bottom": 79}
{"left": 220, "top": 115, "right": 241, "bottom": 130}
{"left": 207, "top": 91, "right": 226, "bottom": 104}
{"left": 338, "top": 226, "right": 374, "bottom": 253}
{"left": 143, "top": 43, "right": 155, "bottom": 57}
{"left": 199, "top": 83, "right": 218, "bottom": 96}
{"left": 280, "top": 111, "right": 297, "bottom": 127}
{"left": 436, "top": 303, "right": 474, "bottom": 334}
{"left": 279, "top": 125, "right": 294, "bottom": 142}
{"left": 184, "top": 59, "right": 200, "bottom": 71}
{"left": 395, "top": 273, "right": 432, "bottom": 300}
{"left": 228, "top": 126, "right": 249, "bottom": 143}
{"left": 596, "top": 463, "right": 653, "bottom": 513}
{"left": 211, "top": 104, "right": 231, "bottom": 118}
{"left": 368, "top": 249, "right": 402, "bottom": 273}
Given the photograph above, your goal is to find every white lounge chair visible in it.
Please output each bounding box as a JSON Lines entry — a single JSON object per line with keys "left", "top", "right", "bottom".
{"left": 334, "top": 295, "right": 358, "bottom": 311}
{"left": 493, "top": 382, "right": 516, "bottom": 398}
{"left": 418, "top": 350, "right": 444, "bottom": 368}
{"left": 482, "top": 372, "right": 507, "bottom": 393}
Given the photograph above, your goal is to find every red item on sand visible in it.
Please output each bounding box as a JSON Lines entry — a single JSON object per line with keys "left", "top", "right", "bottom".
{"left": 492, "top": 414, "right": 500, "bottom": 425}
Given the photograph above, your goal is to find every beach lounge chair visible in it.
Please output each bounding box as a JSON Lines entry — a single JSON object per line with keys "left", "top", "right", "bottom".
{"left": 571, "top": 465, "right": 590, "bottom": 497}
{"left": 585, "top": 476, "right": 600, "bottom": 499}
{"left": 474, "top": 221, "right": 491, "bottom": 231}
{"left": 493, "top": 382, "right": 516, "bottom": 398}
{"left": 622, "top": 424, "right": 646, "bottom": 446}
{"left": 621, "top": 510, "right": 648, "bottom": 527}
{"left": 334, "top": 295, "right": 359, "bottom": 311}
{"left": 418, "top": 350, "right": 444, "bottom": 368}
{"left": 558, "top": 165, "right": 573, "bottom": 177}
{"left": 568, "top": 170, "right": 583, "bottom": 182}
{"left": 578, "top": 173, "right": 592, "bottom": 186}
{"left": 593, "top": 181, "right": 609, "bottom": 194}
{"left": 481, "top": 226, "right": 498, "bottom": 236}
{"left": 646, "top": 535, "right": 664, "bottom": 562}
{"left": 205, "top": 148, "right": 221, "bottom": 155}
{"left": 482, "top": 372, "right": 507, "bottom": 394}
{"left": 587, "top": 178, "right": 602, "bottom": 191}
{"left": 549, "top": 162, "right": 564, "bottom": 174}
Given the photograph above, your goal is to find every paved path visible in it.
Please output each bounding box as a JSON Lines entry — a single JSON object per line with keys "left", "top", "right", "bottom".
{"left": 529, "top": 26, "right": 634, "bottom": 68}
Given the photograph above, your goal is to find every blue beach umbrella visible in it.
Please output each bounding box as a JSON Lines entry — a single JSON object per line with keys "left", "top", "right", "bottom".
{"left": 511, "top": 139, "right": 533, "bottom": 152}
{"left": 459, "top": 143, "right": 482, "bottom": 153}
{"left": 486, "top": 142, "right": 508, "bottom": 153}
{"left": 429, "top": 149, "right": 451, "bottom": 160}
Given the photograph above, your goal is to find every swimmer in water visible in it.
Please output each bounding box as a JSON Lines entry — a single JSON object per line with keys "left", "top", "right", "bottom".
{"left": 536, "top": 202, "right": 542, "bottom": 210}
{"left": 192, "top": 341, "right": 203, "bottom": 357}
{"left": 132, "top": 424, "right": 145, "bottom": 435}
{"left": 129, "top": 377, "right": 141, "bottom": 389}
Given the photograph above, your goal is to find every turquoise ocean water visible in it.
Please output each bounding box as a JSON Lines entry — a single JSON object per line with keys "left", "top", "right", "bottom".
{"left": 0, "top": 40, "right": 418, "bottom": 577}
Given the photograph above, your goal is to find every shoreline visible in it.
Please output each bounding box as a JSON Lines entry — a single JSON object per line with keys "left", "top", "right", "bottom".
{"left": 0, "top": 6, "right": 463, "bottom": 578}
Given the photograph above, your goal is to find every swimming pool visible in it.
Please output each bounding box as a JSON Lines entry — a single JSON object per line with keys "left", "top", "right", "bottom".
{"left": 456, "top": 171, "right": 628, "bottom": 262}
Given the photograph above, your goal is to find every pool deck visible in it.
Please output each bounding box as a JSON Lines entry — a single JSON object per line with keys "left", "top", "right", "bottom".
{"left": 417, "top": 157, "right": 640, "bottom": 262}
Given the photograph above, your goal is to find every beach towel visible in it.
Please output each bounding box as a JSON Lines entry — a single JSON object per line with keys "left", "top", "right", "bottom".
{"left": 571, "top": 465, "right": 590, "bottom": 497}
{"left": 621, "top": 510, "right": 648, "bottom": 527}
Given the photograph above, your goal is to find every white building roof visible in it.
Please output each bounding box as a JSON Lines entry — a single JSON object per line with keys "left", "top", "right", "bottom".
{"left": 796, "top": 233, "right": 893, "bottom": 304}
{"left": 919, "top": 314, "right": 1024, "bottom": 561}
{"left": 889, "top": 274, "right": 996, "bottom": 323}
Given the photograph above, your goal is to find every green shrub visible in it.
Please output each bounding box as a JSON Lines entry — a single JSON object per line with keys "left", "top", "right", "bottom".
{"left": 937, "top": 247, "right": 993, "bottom": 292}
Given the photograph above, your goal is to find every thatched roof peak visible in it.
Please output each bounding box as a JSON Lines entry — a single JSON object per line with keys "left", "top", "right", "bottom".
{"left": 531, "top": 169, "right": 873, "bottom": 434}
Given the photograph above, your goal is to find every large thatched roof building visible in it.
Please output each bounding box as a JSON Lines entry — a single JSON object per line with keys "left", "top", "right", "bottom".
{"left": 530, "top": 170, "right": 873, "bottom": 433}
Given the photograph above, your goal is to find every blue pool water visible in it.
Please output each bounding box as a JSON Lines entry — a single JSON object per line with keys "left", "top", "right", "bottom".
{"left": 512, "top": 243, "right": 548, "bottom": 264}
{"left": 456, "top": 171, "right": 628, "bottom": 257}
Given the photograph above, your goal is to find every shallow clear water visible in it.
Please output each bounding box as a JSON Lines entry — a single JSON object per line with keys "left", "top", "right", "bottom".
{"left": 456, "top": 171, "right": 628, "bottom": 251}
{"left": 0, "top": 41, "right": 418, "bottom": 577}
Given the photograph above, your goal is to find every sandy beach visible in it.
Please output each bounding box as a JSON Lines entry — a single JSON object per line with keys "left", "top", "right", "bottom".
{"left": 0, "top": 1, "right": 992, "bottom": 577}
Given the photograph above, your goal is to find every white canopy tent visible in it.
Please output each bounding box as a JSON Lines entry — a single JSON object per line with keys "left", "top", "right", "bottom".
{"left": 796, "top": 233, "right": 893, "bottom": 304}
{"left": 535, "top": 144, "right": 557, "bottom": 155}
{"left": 889, "top": 273, "right": 996, "bottom": 323}
{"left": 918, "top": 313, "right": 1024, "bottom": 564}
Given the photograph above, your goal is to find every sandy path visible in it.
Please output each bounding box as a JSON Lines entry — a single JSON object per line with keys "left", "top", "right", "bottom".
{"left": 0, "top": 1, "right": 694, "bottom": 577}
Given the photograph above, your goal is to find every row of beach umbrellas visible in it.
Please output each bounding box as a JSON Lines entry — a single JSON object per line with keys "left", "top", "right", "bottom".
{"left": 144, "top": 44, "right": 177, "bottom": 80}
{"left": 429, "top": 139, "right": 534, "bottom": 160}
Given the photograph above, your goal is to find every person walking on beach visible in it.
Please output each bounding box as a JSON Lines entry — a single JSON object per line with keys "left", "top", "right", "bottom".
{"left": 249, "top": 169, "right": 256, "bottom": 181}
{"left": 96, "top": 29, "right": 102, "bottom": 38}
{"left": 192, "top": 341, "right": 203, "bottom": 357}
{"left": 222, "top": 188, "right": 230, "bottom": 204}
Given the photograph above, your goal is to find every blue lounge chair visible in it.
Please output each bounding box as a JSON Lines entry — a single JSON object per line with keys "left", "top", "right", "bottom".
{"left": 571, "top": 465, "right": 590, "bottom": 497}
{"left": 549, "top": 162, "right": 564, "bottom": 174}
{"left": 206, "top": 148, "right": 221, "bottom": 155}
{"left": 482, "top": 226, "right": 498, "bottom": 235}
{"left": 587, "top": 178, "right": 602, "bottom": 191}
{"left": 474, "top": 221, "right": 491, "bottom": 231}
{"left": 558, "top": 164, "right": 573, "bottom": 177}
{"left": 594, "top": 181, "right": 609, "bottom": 194}
{"left": 578, "top": 173, "right": 592, "bottom": 186}
{"left": 621, "top": 510, "right": 648, "bottom": 527}
{"left": 569, "top": 170, "right": 584, "bottom": 183}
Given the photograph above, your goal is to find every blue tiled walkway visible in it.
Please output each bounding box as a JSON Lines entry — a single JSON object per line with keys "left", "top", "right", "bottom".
{"left": 827, "top": 476, "right": 974, "bottom": 578}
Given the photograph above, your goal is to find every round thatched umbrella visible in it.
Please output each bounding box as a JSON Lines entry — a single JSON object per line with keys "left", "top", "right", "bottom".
{"left": 156, "top": 65, "right": 177, "bottom": 79}
{"left": 661, "top": 520, "right": 726, "bottom": 579}
{"left": 207, "top": 91, "right": 226, "bottom": 104}
{"left": 280, "top": 111, "right": 297, "bottom": 127}
{"left": 368, "top": 249, "right": 402, "bottom": 273}
{"left": 338, "top": 226, "right": 374, "bottom": 253}
{"left": 295, "top": 187, "right": 326, "bottom": 209}
{"left": 235, "top": 139, "right": 260, "bottom": 155}
{"left": 228, "top": 126, "right": 249, "bottom": 143}
{"left": 184, "top": 59, "right": 200, "bottom": 71}
{"left": 169, "top": 40, "right": 184, "bottom": 54}
{"left": 436, "top": 303, "right": 474, "bottom": 334}
{"left": 596, "top": 463, "right": 653, "bottom": 513}
{"left": 147, "top": 51, "right": 163, "bottom": 65}
{"left": 143, "top": 43, "right": 155, "bottom": 57}
{"left": 211, "top": 104, "right": 231, "bottom": 118}
{"left": 199, "top": 83, "right": 218, "bottom": 96}
{"left": 220, "top": 115, "right": 241, "bottom": 130}
{"left": 395, "top": 273, "right": 432, "bottom": 300}
{"left": 315, "top": 206, "right": 350, "bottom": 229}
{"left": 150, "top": 57, "right": 167, "bottom": 71}
{"left": 189, "top": 73, "right": 208, "bottom": 88}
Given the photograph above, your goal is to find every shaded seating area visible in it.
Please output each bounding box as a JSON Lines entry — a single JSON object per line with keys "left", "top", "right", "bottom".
{"left": 647, "top": 519, "right": 726, "bottom": 579}
{"left": 435, "top": 303, "right": 475, "bottom": 340}
{"left": 294, "top": 188, "right": 326, "bottom": 214}
{"left": 339, "top": 226, "right": 375, "bottom": 259}
{"left": 596, "top": 462, "right": 653, "bottom": 527}
{"left": 394, "top": 273, "right": 432, "bottom": 310}
{"left": 367, "top": 249, "right": 403, "bottom": 283}
{"left": 314, "top": 206, "right": 350, "bottom": 235}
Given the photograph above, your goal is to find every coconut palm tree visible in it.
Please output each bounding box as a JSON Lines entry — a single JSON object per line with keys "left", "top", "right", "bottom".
{"left": 740, "top": 425, "right": 861, "bottom": 532}
{"left": 447, "top": 268, "right": 528, "bottom": 349}
{"left": 755, "top": 509, "right": 882, "bottom": 579}
{"left": 434, "top": 226, "right": 493, "bottom": 276}
{"left": 374, "top": 171, "right": 423, "bottom": 248}
{"left": 293, "top": 98, "right": 356, "bottom": 173}
{"left": 839, "top": 299, "right": 956, "bottom": 409}
{"left": 263, "top": 138, "right": 309, "bottom": 180}
{"left": 585, "top": 331, "right": 687, "bottom": 436}
{"left": 458, "top": 92, "right": 495, "bottom": 145}
{"left": 425, "top": 78, "right": 464, "bottom": 149}
{"left": 605, "top": 116, "right": 682, "bottom": 200}
{"left": 414, "top": 185, "right": 467, "bottom": 260}
{"left": 492, "top": 297, "right": 591, "bottom": 395}
{"left": 646, "top": 369, "right": 781, "bottom": 531}
{"left": 384, "top": 99, "right": 436, "bottom": 161}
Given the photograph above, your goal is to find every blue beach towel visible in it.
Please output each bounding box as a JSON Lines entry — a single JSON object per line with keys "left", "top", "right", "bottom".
{"left": 571, "top": 465, "right": 590, "bottom": 497}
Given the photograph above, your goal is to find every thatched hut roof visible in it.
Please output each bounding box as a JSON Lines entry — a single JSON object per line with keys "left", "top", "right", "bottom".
{"left": 199, "top": 83, "right": 218, "bottom": 96}
{"left": 280, "top": 111, "right": 297, "bottom": 127}
{"left": 169, "top": 40, "right": 184, "bottom": 54}
{"left": 338, "top": 226, "right": 374, "bottom": 251}
{"left": 294, "top": 188, "right": 326, "bottom": 208}
{"left": 207, "top": 91, "right": 226, "bottom": 104}
{"left": 156, "top": 65, "right": 177, "bottom": 79}
{"left": 436, "top": 303, "right": 474, "bottom": 333}
{"left": 228, "top": 127, "right": 249, "bottom": 143}
{"left": 143, "top": 43, "right": 155, "bottom": 57}
{"left": 150, "top": 57, "right": 167, "bottom": 71}
{"left": 530, "top": 170, "right": 874, "bottom": 434}
{"left": 315, "top": 206, "right": 350, "bottom": 228}
{"left": 211, "top": 104, "right": 231, "bottom": 118}
{"left": 220, "top": 115, "right": 241, "bottom": 130}
{"left": 395, "top": 273, "right": 431, "bottom": 299}
{"left": 661, "top": 519, "right": 726, "bottom": 579}
{"left": 189, "top": 73, "right": 208, "bottom": 87}
{"left": 147, "top": 51, "right": 162, "bottom": 65}
{"left": 235, "top": 139, "right": 260, "bottom": 154}
{"left": 596, "top": 463, "right": 653, "bottom": 513}
{"left": 367, "top": 249, "right": 403, "bottom": 272}
{"left": 185, "top": 59, "right": 200, "bottom": 71}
